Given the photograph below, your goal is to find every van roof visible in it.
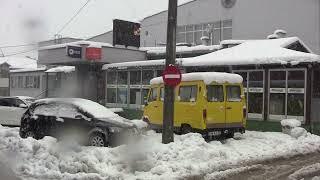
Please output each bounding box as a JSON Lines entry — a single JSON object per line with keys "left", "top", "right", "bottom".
{"left": 150, "top": 72, "right": 243, "bottom": 85}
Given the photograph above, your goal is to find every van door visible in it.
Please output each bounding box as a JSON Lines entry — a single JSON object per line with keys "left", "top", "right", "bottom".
{"left": 145, "top": 87, "right": 162, "bottom": 125}
{"left": 175, "top": 84, "right": 201, "bottom": 129}
{"left": 225, "top": 85, "right": 243, "bottom": 127}
{"left": 206, "top": 85, "right": 226, "bottom": 129}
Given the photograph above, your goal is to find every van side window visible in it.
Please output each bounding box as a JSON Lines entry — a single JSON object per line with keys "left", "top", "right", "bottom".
{"left": 178, "top": 85, "right": 197, "bottom": 102}
{"left": 207, "top": 85, "right": 224, "bottom": 102}
{"left": 227, "top": 86, "right": 241, "bottom": 102}
{"left": 148, "top": 88, "right": 158, "bottom": 102}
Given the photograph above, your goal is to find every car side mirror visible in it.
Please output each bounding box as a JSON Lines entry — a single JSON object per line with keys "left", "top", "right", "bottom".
{"left": 19, "top": 104, "right": 28, "bottom": 108}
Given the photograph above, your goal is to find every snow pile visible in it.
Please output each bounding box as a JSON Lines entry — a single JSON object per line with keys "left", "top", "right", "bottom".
{"left": 150, "top": 72, "right": 243, "bottom": 85}
{"left": 289, "top": 163, "right": 320, "bottom": 180}
{"left": 281, "top": 119, "right": 307, "bottom": 138}
{"left": 1, "top": 125, "right": 320, "bottom": 179}
{"left": 45, "top": 66, "right": 75, "bottom": 73}
{"left": 281, "top": 119, "right": 302, "bottom": 128}
{"left": 140, "top": 44, "right": 221, "bottom": 55}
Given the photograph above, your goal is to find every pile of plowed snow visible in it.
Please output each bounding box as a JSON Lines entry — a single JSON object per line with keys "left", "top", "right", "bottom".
{"left": 1, "top": 124, "right": 320, "bottom": 180}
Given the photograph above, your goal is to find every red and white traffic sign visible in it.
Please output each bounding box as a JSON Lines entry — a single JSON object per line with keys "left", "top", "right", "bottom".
{"left": 162, "top": 64, "right": 182, "bottom": 87}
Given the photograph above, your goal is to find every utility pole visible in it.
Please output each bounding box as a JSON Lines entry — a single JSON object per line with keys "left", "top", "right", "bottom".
{"left": 162, "top": 0, "right": 178, "bottom": 144}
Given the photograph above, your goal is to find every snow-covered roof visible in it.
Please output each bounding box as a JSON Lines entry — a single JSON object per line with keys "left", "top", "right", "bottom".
{"left": 45, "top": 66, "right": 75, "bottom": 73}
{"left": 10, "top": 66, "right": 46, "bottom": 73}
{"left": 182, "top": 37, "right": 320, "bottom": 67}
{"left": 150, "top": 72, "right": 243, "bottom": 85}
{"left": 103, "top": 59, "right": 166, "bottom": 69}
{"left": 140, "top": 45, "right": 221, "bottom": 55}
{"left": 39, "top": 40, "right": 113, "bottom": 50}
{"left": 0, "top": 57, "right": 38, "bottom": 69}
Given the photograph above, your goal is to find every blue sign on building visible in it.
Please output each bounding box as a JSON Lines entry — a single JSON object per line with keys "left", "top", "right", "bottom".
{"left": 67, "top": 46, "right": 82, "bottom": 58}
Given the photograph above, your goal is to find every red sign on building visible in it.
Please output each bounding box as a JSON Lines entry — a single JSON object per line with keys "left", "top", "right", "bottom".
{"left": 86, "top": 47, "right": 102, "bottom": 60}
{"left": 162, "top": 65, "right": 182, "bottom": 87}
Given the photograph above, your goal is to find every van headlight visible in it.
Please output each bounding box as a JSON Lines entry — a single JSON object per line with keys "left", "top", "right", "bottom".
{"left": 109, "top": 126, "right": 122, "bottom": 133}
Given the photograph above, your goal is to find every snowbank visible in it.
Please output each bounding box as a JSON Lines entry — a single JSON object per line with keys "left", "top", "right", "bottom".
{"left": 1, "top": 125, "right": 320, "bottom": 179}
{"left": 289, "top": 163, "right": 320, "bottom": 180}
{"left": 45, "top": 66, "right": 75, "bottom": 73}
{"left": 281, "top": 119, "right": 302, "bottom": 128}
{"left": 150, "top": 72, "right": 243, "bottom": 85}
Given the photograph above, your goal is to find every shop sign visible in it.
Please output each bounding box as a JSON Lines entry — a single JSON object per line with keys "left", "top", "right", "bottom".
{"left": 248, "top": 88, "right": 264, "bottom": 93}
{"left": 130, "top": 85, "right": 141, "bottom": 88}
{"left": 270, "top": 88, "right": 286, "bottom": 93}
{"left": 66, "top": 46, "right": 82, "bottom": 58}
{"left": 86, "top": 47, "right": 102, "bottom": 60}
{"left": 113, "top": 19, "right": 141, "bottom": 48}
{"left": 288, "top": 88, "right": 304, "bottom": 94}
{"left": 106, "top": 85, "right": 117, "bottom": 88}
{"left": 118, "top": 85, "right": 128, "bottom": 88}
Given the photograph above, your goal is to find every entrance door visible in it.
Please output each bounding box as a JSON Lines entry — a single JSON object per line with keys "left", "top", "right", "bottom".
{"left": 225, "top": 85, "right": 243, "bottom": 126}
{"left": 269, "top": 70, "right": 286, "bottom": 120}
{"left": 206, "top": 84, "right": 226, "bottom": 128}
{"left": 247, "top": 71, "right": 264, "bottom": 120}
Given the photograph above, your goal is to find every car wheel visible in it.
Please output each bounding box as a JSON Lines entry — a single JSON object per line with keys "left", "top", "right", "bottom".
{"left": 181, "top": 124, "right": 192, "bottom": 134}
{"left": 226, "top": 132, "right": 234, "bottom": 139}
{"left": 21, "top": 130, "right": 35, "bottom": 139}
{"left": 89, "top": 133, "right": 107, "bottom": 147}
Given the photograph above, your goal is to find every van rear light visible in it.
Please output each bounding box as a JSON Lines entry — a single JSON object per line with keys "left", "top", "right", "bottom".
{"left": 203, "top": 109, "right": 207, "bottom": 120}
{"left": 243, "top": 108, "right": 247, "bottom": 119}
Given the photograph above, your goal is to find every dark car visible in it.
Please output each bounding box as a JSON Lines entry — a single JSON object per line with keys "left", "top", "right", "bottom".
{"left": 19, "top": 98, "right": 138, "bottom": 147}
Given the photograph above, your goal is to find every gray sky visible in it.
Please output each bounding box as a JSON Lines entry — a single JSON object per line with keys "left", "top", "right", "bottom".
{"left": 0, "top": 0, "right": 191, "bottom": 58}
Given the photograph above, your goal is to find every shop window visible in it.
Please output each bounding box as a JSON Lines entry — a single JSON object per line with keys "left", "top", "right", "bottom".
{"left": 117, "top": 88, "right": 127, "bottom": 104}
{"left": 207, "top": 85, "right": 224, "bottom": 102}
{"left": 235, "top": 72, "right": 248, "bottom": 87}
{"left": 313, "top": 69, "right": 320, "bottom": 98}
{"left": 107, "top": 88, "right": 116, "bottom": 103}
{"left": 130, "top": 71, "right": 141, "bottom": 85}
{"left": 288, "top": 70, "right": 305, "bottom": 88}
{"left": 130, "top": 89, "right": 141, "bottom": 105}
{"left": 227, "top": 86, "right": 241, "bottom": 102}
{"left": 194, "top": 31, "right": 202, "bottom": 45}
{"left": 270, "top": 71, "right": 286, "bottom": 88}
{"left": 248, "top": 93, "right": 263, "bottom": 114}
{"left": 177, "top": 33, "right": 186, "bottom": 43}
{"left": 222, "top": 28, "right": 232, "bottom": 40}
{"left": 213, "top": 29, "right": 221, "bottom": 45}
{"left": 117, "top": 71, "right": 128, "bottom": 85}
{"left": 142, "top": 70, "right": 154, "bottom": 84}
{"left": 249, "top": 71, "right": 263, "bottom": 87}
{"left": 186, "top": 25, "right": 194, "bottom": 32}
{"left": 107, "top": 71, "right": 117, "bottom": 84}
{"left": 148, "top": 88, "right": 158, "bottom": 102}
{"left": 269, "top": 94, "right": 285, "bottom": 115}
{"left": 18, "top": 76, "right": 23, "bottom": 88}
{"left": 287, "top": 94, "right": 304, "bottom": 116}
{"left": 186, "top": 32, "right": 193, "bottom": 44}
{"left": 178, "top": 85, "right": 197, "bottom": 102}
{"left": 142, "top": 89, "right": 149, "bottom": 104}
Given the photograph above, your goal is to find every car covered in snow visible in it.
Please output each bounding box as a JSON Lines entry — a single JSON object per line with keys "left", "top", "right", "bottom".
{"left": 0, "top": 96, "right": 35, "bottom": 126}
{"left": 19, "top": 98, "right": 138, "bottom": 147}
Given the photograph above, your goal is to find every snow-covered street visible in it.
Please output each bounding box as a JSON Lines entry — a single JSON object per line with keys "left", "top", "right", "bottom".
{"left": 1, "top": 123, "right": 320, "bottom": 180}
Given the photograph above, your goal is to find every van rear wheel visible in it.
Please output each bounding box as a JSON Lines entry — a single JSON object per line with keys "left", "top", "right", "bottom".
{"left": 181, "top": 124, "right": 192, "bottom": 134}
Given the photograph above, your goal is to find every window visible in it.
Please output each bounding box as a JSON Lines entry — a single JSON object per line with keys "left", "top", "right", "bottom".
{"left": 34, "top": 103, "right": 81, "bottom": 118}
{"left": 227, "top": 86, "right": 241, "bottom": 102}
{"left": 142, "top": 70, "right": 154, "bottom": 84}
{"left": 130, "top": 89, "right": 141, "bottom": 104}
{"left": 25, "top": 76, "right": 40, "bottom": 88}
{"left": 288, "top": 70, "right": 305, "bottom": 88}
{"left": 249, "top": 71, "right": 263, "bottom": 87}
{"left": 130, "top": 71, "right": 141, "bottom": 85}
{"left": 18, "top": 76, "right": 23, "bottom": 88}
{"left": 0, "top": 99, "right": 11, "bottom": 106}
{"left": 117, "top": 71, "right": 127, "bottom": 84}
{"left": 270, "top": 71, "right": 286, "bottom": 88}
{"left": 178, "top": 85, "right": 197, "bottom": 102}
{"left": 160, "top": 87, "right": 164, "bottom": 101}
{"left": 107, "top": 88, "right": 116, "bottom": 103}
{"left": 148, "top": 88, "right": 158, "bottom": 102}
{"left": 142, "top": 89, "right": 149, "bottom": 104}
{"left": 117, "top": 88, "right": 127, "bottom": 104}
{"left": 313, "top": 69, "right": 320, "bottom": 98}
{"left": 207, "top": 85, "right": 224, "bottom": 102}
{"left": 107, "top": 71, "right": 117, "bottom": 84}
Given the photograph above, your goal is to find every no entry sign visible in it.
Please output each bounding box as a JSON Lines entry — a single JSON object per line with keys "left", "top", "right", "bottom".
{"left": 162, "top": 65, "right": 182, "bottom": 87}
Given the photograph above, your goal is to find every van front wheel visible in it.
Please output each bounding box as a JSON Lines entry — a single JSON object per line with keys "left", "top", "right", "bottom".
{"left": 181, "top": 124, "right": 192, "bottom": 134}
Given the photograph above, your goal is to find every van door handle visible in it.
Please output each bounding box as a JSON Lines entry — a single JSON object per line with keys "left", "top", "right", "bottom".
{"left": 226, "top": 107, "right": 232, "bottom": 110}
{"left": 154, "top": 105, "right": 158, "bottom": 108}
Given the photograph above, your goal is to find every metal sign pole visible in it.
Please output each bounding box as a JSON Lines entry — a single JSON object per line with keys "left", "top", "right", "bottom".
{"left": 163, "top": 0, "right": 178, "bottom": 144}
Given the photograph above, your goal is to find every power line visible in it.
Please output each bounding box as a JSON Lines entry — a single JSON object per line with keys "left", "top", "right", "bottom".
{"left": 56, "top": 0, "right": 93, "bottom": 35}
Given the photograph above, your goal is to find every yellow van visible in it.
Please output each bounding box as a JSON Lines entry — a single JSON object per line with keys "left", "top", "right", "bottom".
{"left": 143, "top": 72, "right": 246, "bottom": 138}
